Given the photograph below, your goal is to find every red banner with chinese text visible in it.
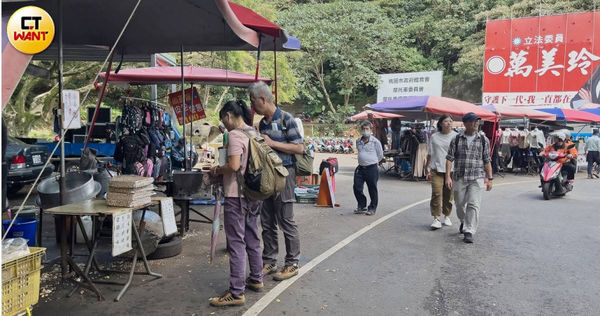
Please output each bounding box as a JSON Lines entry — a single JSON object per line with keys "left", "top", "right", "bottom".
{"left": 483, "top": 12, "right": 600, "bottom": 109}
{"left": 168, "top": 87, "right": 206, "bottom": 125}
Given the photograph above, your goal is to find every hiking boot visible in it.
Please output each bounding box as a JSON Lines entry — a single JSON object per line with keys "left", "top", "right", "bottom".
{"left": 262, "top": 263, "right": 278, "bottom": 275}
{"left": 443, "top": 216, "right": 452, "bottom": 226}
{"left": 273, "top": 264, "right": 299, "bottom": 281}
{"left": 430, "top": 218, "right": 442, "bottom": 230}
{"left": 246, "top": 278, "right": 264, "bottom": 292}
{"left": 459, "top": 222, "right": 464, "bottom": 234}
{"left": 209, "top": 291, "right": 245, "bottom": 307}
{"left": 353, "top": 207, "right": 367, "bottom": 214}
{"left": 463, "top": 232, "right": 473, "bottom": 243}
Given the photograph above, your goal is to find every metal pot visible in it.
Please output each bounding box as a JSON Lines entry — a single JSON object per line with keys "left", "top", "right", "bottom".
{"left": 37, "top": 172, "right": 102, "bottom": 209}
{"left": 82, "top": 168, "right": 115, "bottom": 198}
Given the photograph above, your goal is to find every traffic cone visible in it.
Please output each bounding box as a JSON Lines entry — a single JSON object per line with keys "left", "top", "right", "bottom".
{"left": 315, "top": 169, "right": 334, "bottom": 207}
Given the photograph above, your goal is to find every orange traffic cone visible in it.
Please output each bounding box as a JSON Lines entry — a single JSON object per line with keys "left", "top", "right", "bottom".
{"left": 315, "top": 169, "right": 337, "bottom": 207}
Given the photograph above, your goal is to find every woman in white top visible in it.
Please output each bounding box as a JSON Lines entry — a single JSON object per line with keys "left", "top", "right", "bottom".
{"left": 425, "top": 115, "right": 458, "bottom": 229}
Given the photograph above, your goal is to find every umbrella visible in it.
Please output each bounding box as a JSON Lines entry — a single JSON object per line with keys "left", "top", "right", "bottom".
{"left": 370, "top": 96, "right": 497, "bottom": 121}
{"left": 535, "top": 108, "right": 600, "bottom": 123}
{"left": 581, "top": 108, "right": 600, "bottom": 116}
{"left": 210, "top": 187, "right": 223, "bottom": 265}
{"left": 482, "top": 104, "right": 556, "bottom": 120}
{"left": 350, "top": 110, "right": 404, "bottom": 121}
{"left": 100, "top": 66, "right": 272, "bottom": 87}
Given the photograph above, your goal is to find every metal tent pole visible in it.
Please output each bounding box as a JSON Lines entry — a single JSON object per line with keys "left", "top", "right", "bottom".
{"left": 190, "top": 83, "right": 194, "bottom": 170}
{"left": 57, "top": 0, "right": 69, "bottom": 277}
{"left": 180, "top": 45, "right": 187, "bottom": 171}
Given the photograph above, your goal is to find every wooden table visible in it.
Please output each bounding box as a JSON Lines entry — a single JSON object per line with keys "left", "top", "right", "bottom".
{"left": 45, "top": 199, "right": 164, "bottom": 301}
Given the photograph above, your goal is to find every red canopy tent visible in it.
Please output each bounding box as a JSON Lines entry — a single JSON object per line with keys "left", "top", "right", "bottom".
{"left": 99, "top": 66, "right": 272, "bottom": 87}
{"left": 482, "top": 104, "right": 556, "bottom": 120}
{"left": 351, "top": 110, "right": 404, "bottom": 121}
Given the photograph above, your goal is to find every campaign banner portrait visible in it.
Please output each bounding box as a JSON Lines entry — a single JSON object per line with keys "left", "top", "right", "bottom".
{"left": 482, "top": 12, "right": 600, "bottom": 109}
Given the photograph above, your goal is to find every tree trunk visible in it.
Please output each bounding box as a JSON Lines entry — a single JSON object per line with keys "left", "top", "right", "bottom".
{"left": 313, "top": 62, "right": 336, "bottom": 113}
{"left": 203, "top": 86, "right": 211, "bottom": 109}
{"left": 215, "top": 87, "right": 230, "bottom": 112}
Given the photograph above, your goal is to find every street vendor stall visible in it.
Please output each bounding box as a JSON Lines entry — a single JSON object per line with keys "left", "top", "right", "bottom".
{"left": 2, "top": 0, "right": 301, "bottom": 308}
{"left": 369, "top": 96, "right": 498, "bottom": 179}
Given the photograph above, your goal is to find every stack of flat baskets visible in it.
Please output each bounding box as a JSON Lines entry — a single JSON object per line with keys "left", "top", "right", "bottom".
{"left": 107, "top": 175, "right": 154, "bottom": 208}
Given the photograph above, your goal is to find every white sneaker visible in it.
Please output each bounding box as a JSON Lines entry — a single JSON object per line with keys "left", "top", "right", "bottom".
{"left": 443, "top": 216, "right": 452, "bottom": 226}
{"left": 430, "top": 218, "right": 442, "bottom": 229}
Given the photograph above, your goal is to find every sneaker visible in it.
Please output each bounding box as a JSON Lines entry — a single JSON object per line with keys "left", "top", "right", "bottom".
{"left": 443, "top": 216, "right": 452, "bottom": 226}
{"left": 245, "top": 278, "right": 264, "bottom": 292}
{"left": 209, "top": 291, "right": 245, "bottom": 307}
{"left": 262, "top": 263, "right": 278, "bottom": 276}
{"left": 353, "top": 207, "right": 367, "bottom": 214}
{"left": 463, "top": 232, "right": 473, "bottom": 243}
{"left": 273, "top": 264, "right": 299, "bottom": 281}
{"left": 459, "top": 222, "right": 464, "bottom": 234}
{"left": 430, "top": 218, "right": 442, "bottom": 230}
{"left": 588, "top": 175, "right": 594, "bottom": 179}
{"left": 365, "top": 210, "right": 375, "bottom": 216}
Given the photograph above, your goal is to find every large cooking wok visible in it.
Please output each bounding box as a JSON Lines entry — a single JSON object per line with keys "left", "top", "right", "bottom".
{"left": 37, "top": 172, "right": 102, "bottom": 209}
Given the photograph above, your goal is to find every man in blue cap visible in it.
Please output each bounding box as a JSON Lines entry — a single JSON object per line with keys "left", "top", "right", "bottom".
{"left": 445, "top": 112, "right": 493, "bottom": 243}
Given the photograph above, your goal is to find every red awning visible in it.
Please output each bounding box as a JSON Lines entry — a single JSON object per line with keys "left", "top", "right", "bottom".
{"left": 228, "top": 1, "right": 281, "bottom": 38}
{"left": 482, "top": 105, "right": 556, "bottom": 120}
{"left": 100, "top": 66, "right": 272, "bottom": 87}
{"left": 351, "top": 110, "right": 404, "bottom": 121}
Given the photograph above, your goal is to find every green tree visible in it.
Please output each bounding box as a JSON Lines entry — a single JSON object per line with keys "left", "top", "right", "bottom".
{"left": 279, "top": 1, "right": 399, "bottom": 113}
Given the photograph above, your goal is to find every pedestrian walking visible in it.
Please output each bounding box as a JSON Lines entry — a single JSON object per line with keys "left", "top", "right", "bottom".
{"left": 209, "top": 100, "right": 263, "bottom": 307}
{"left": 425, "top": 115, "right": 457, "bottom": 229}
{"left": 585, "top": 129, "right": 600, "bottom": 179}
{"left": 445, "top": 112, "right": 493, "bottom": 243}
{"left": 248, "top": 81, "right": 304, "bottom": 281}
{"left": 353, "top": 120, "right": 384, "bottom": 216}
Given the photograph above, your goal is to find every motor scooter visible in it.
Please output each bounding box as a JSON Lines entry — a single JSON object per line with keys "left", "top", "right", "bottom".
{"left": 539, "top": 145, "right": 575, "bottom": 200}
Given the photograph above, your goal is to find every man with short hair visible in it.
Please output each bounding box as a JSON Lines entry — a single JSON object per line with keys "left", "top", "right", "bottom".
{"left": 585, "top": 129, "right": 600, "bottom": 179}
{"left": 248, "top": 81, "right": 304, "bottom": 281}
{"left": 353, "top": 120, "right": 384, "bottom": 216}
{"left": 445, "top": 112, "right": 493, "bottom": 244}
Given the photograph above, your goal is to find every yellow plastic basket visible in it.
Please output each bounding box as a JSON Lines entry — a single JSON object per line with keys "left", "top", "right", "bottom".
{"left": 2, "top": 247, "right": 46, "bottom": 316}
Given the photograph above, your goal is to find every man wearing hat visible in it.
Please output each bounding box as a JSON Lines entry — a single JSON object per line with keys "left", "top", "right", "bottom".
{"left": 445, "top": 112, "right": 493, "bottom": 243}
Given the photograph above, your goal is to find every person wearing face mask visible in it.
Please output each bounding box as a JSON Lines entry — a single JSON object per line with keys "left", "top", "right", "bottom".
{"left": 209, "top": 100, "right": 263, "bottom": 307}
{"left": 540, "top": 132, "right": 578, "bottom": 182}
{"left": 353, "top": 120, "right": 384, "bottom": 216}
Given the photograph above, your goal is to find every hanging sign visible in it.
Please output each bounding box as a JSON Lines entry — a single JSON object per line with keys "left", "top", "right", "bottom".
{"left": 62, "top": 89, "right": 81, "bottom": 129}
{"left": 168, "top": 87, "right": 206, "bottom": 125}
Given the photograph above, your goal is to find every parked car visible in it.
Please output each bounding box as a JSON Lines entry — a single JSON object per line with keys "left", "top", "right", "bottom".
{"left": 5, "top": 136, "right": 55, "bottom": 195}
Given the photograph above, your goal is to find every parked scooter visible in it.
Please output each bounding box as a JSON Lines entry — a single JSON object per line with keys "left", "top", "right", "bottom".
{"left": 539, "top": 144, "right": 576, "bottom": 200}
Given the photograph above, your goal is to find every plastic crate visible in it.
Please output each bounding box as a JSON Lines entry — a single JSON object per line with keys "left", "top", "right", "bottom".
{"left": 295, "top": 194, "right": 318, "bottom": 204}
{"left": 2, "top": 247, "right": 45, "bottom": 316}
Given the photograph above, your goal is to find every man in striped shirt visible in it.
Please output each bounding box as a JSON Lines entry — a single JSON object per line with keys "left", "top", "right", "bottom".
{"left": 249, "top": 81, "right": 304, "bottom": 282}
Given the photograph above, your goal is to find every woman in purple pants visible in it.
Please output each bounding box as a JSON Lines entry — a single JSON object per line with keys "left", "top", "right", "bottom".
{"left": 209, "top": 100, "right": 263, "bottom": 307}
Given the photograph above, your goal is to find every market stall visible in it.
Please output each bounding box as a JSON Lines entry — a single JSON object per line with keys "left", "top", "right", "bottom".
{"left": 369, "top": 96, "right": 498, "bottom": 179}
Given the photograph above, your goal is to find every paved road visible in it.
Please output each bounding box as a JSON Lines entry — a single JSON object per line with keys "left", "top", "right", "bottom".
{"left": 34, "top": 154, "right": 600, "bottom": 315}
